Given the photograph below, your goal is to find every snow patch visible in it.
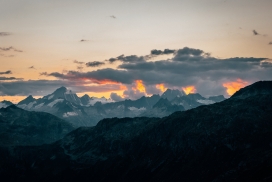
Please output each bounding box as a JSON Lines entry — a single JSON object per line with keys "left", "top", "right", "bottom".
{"left": 48, "top": 94, "right": 54, "bottom": 100}
{"left": 63, "top": 112, "right": 78, "bottom": 118}
{"left": 47, "top": 99, "right": 64, "bottom": 107}
{"left": 27, "top": 101, "right": 37, "bottom": 109}
{"left": 128, "top": 107, "right": 146, "bottom": 111}
{"left": 197, "top": 99, "right": 215, "bottom": 105}
{"left": 35, "top": 103, "right": 44, "bottom": 109}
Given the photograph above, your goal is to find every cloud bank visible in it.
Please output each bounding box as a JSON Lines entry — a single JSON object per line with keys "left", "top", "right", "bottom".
{"left": 1, "top": 47, "right": 271, "bottom": 98}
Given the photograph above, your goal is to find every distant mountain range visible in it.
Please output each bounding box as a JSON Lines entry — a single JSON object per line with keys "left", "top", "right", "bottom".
{"left": 0, "top": 80, "right": 271, "bottom": 181}
{"left": 1, "top": 87, "right": 225, "bottom": 127}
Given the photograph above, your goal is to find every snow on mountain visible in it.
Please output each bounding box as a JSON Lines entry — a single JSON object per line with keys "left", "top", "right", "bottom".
{"left": 80, "top": 94, "right": 114, "bottom": 106}
{"left": 161, "top": 89, "right": 186, "bottom": 101}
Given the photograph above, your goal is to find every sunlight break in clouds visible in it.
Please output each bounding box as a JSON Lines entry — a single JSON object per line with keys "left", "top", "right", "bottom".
{"left": 133, "top": 80, "right": 146, "bottom": 93}
{"left": 182, "top": 86, "right": 196, "bottom": 95}
{"left": 223, "top": 79, "right": 249, "bottom": 96}
{"left": 156, "top": 84, "right": 167, "bottom": 93}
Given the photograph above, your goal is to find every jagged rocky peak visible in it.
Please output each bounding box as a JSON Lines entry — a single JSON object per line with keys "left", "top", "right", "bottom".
{"left": 231, "top": 80, "right": 272, "bottom": 99}
{"left": 80, "top": 94, "right": 91, "bottom": 105}
{"left": 17, "top": 95, "right": 36, "bottom": 105}
{"left": 44, "top": 86, "right": 81, "bottom": 105}
{"left": 186, "top": 93, "right": 205, "bottom": 100}
{"left": 0, "top": 100, "right": 13, "bottom": 108}
{"left": 161, "top": 88, "right": 186, "bottom": 101}
{"left": 153, "top": 98, "right": 172, "bottom": 108}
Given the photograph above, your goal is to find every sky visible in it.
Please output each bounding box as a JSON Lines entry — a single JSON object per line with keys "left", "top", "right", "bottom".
{"left": 1, "top": 0, "right": 272, "bottom": 103}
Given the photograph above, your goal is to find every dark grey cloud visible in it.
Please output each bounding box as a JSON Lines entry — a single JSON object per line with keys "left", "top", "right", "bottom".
{"left": 0, "top": 70, "right": 12, "bottom": 75}
{"left": 28, "top": 66, "right": 35, "bottom": 69}
{"left": 110, "top": 93, "right": 124, "bottom": 102}
{"left": 44, "top": 47, "right": 272, "bottom": 97}
{"left": 0, "top": 79, "right": 124, "bottom": 96}
{"left": 107, "top": 54, "right": 146, "bottom": 63}
{"left": 253, "top": 30, "right": 259, "bottom": 35}
{"left": 80, "top": 39, "right": 89, "bottom": 42}
{"left": 39, "top": 72, "right": 48, "bottom": 76}
{"left": 110, "top": 15, "right": 116, "bottom": 19}
{"left": 0, "top": 46, "right": 23, "bottom": 52}
{"left": 0, "top": 77, "right": 21, "bottom": 81}
{"left": 74, "top": 60, "right": 85, "bottom": 64}
{"left": 0, "top": 32, "right": 11, "bottom": 36}
{"left": 151, "top": 49, "right": 176, "bottom": 55}
{"left": 46, "top": 69, "right": 134, "bottom": 84}
{"left": 86, "top": 61, "right": 105, "bottom": 67}
{"left": 269, "top": 42, "right": 272, "bottom": 45}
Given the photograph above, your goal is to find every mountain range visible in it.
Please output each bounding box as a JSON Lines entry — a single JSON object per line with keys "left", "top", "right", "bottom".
{"left": 0, "top": 80, "right": 271, "bottom": 181}
{"left": 0, "top": 105, "right": 74, "bottom": 146}
{"left": 4, "top": 87, "right": 225, "bottom": 127}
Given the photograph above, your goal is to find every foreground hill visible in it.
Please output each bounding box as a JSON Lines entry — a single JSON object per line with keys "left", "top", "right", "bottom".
{"left": 1, "top": 81, "right": 271, "bottom": 181}
{"left": 0, "top": 105, "right": 74, "bottom": 146}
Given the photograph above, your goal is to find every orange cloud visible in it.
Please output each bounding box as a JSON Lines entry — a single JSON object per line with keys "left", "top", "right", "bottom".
{"left": 182, "top": 86, "right": 196, "bottom": 95}
{"left": 223, "top": 79, "right": 248, "bottom": 96}
{"left": 156, "top": 83, "right": 167, "bottom": 92}
{"left": 133, "top": 80, "right": 146, "bottom": 93}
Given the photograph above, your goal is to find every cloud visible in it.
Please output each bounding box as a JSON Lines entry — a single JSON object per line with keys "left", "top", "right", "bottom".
{"left": 86, "top": 61, "right": 105, "bottom": 67}
{"left": 110, "top": 15, "right": 116, "bottom": 19}
{"left": 0, "top": 70, "right": 12, "bottom": 75}
{"left": 44, "top": 47, "right": 272, "bottom": 97}
{"left": 253, "top": 30, "right": 259, "bottom": 35}
{"left": 74, "top": 60, "right": 85, "bottom": 64}
{"left": 2, "top": 47, "right": 271, "bottom": 98}
{"left": 107, "top": 54, "right": 146, "bottom": 63}
{"left": 269, "top": 42, "right": 272, "bottom": 45}
{"left": 28, "top": 66, "right": 35, "bottom": 69}
{"left": 0, "top": 46, "right": 23, "bottom": 52}
{"left": 0, "top": 79, "right": 125, "bottom": 96}
{"left": 0, "top": 54, "right": 14, "bottom": 57}
{"left": 110, "top": 93, "right": 124, "bottom": 101}
{"left": 151, "top": 49, "right": 176, "bottom": 55}
{"left": 0, "top": 77, "right": 21, "bottom": 81}
{"left": 80, "top": 39, "right": 89, "bottom": 42}
{"left": 0, "top": 32, "right": 11, "bottom": 36}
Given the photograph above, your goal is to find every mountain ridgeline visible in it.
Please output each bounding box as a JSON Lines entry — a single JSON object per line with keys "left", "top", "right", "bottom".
{"left": 0, "top": 105, "right": 74, "bottom": 146}
{"left": 0, "top": 81, "right": 272, "bottom": 181}
{"left": 14, "top": 87, "right": 225, "bottom": 127}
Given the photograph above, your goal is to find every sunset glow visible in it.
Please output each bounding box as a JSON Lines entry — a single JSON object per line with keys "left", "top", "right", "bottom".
{"left": 223, "top": 79, "right": 249, "bottom": 96}
{"left": 156, "top": 84, "right": 167, "bottom": 92}
{"left": 134, "top": 80, "right": 146, "bottom": 93}
{"left": 182, "top": 86, "right": 196, "bottom": 95}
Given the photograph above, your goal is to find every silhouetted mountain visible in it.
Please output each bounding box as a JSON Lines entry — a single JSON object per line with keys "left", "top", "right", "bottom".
{"left": 0, "top": 100, "right": 13, "bottom": 108}
{"left": 231, "top": 80, "right": 272, "bottom": 99}
{"left": 0, "top": 105, "right": 74, "bottom": 146}
{"left": 2, "top": 81, "right": 271, "bottom": 181}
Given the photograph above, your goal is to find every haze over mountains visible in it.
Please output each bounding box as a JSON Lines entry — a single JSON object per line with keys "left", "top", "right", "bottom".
{"left": 0, "top": 87, "right": 226, "bottom": 127}
{"left": 0, "top": 81, "right": 271, "bottom": 181}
